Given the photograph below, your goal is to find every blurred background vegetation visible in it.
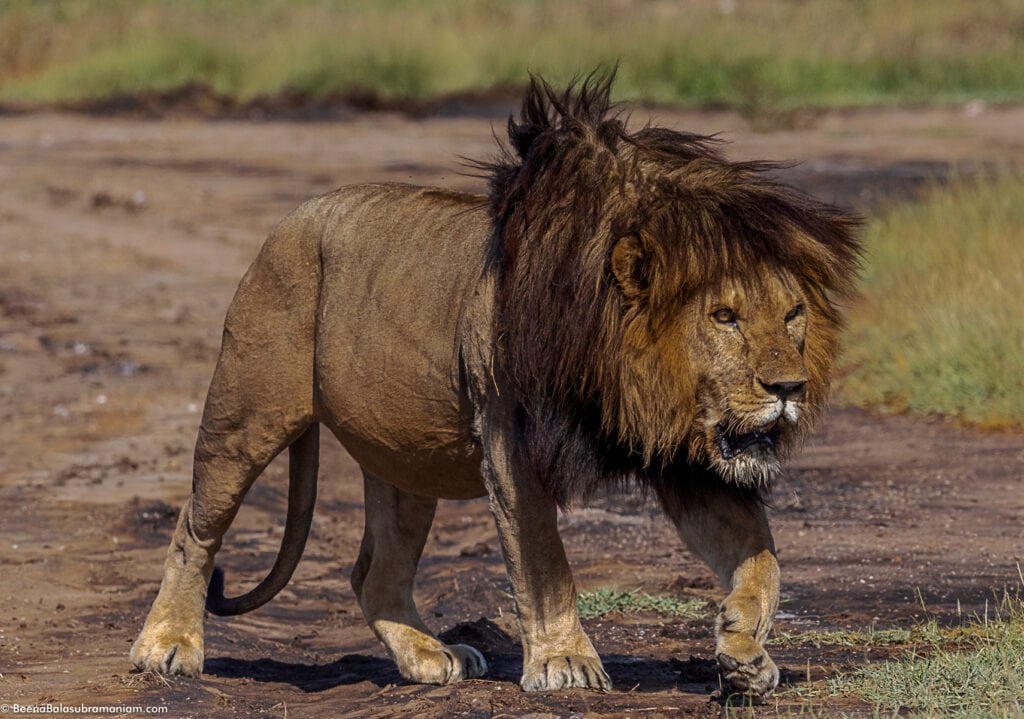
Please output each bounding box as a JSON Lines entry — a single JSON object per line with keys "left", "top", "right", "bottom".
{"left": 2, "top": 0, "right": 1024, "bottom": 110}
{"left": 839, "top": 174, "right": 1024, "bottom": 428}
{"left": 2, "top": 0, "right": 1021, "bottom": 427}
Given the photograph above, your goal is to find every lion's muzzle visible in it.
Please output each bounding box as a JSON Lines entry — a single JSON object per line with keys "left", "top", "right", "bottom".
{"left": 714, "top": 419, "right": 781, "bottom": 460}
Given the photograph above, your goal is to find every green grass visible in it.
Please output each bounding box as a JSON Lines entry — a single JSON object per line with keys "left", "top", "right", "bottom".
{"left": 3, "top": 0, "right": 1024, "bottom": 109}
{"left": 774, "top": 626, "right": 915, "bottom": 649}
{"left": 824, "top": 592, "right": 1024, "bottom": 718}
{"left": 576, "top": 587, "right": 707, "bottom": 620}
{"left": 771, "top": 584, "right": 1024, "bottom": 718}
{"left": 837, "top": 173, "right": 1024, "bottom": 428}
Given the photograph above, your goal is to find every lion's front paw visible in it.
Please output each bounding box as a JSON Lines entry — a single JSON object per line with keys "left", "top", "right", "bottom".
{"left": 521, "top": 654, "right": 611, "bottom": 692}
{"left": 396, "top": 642, "right": 487, "bottom": 685}
{"left": 130, "top": 623, "right": 204, "bottom": 677}
{"left": 716, "top": 637, "right": 779, "bottom": 699}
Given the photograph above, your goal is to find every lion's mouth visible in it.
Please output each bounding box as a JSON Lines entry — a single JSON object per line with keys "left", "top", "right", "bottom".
{"left": 715, "top": 419, "right": 780, "bottom": 460}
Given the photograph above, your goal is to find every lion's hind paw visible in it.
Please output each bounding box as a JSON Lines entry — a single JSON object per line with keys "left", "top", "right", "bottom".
{"left": 130, "top": 626, "right": 204, "bottom": 677}
{"left": 521, "top": 654, "right": 611, "bottom": 692}
{"left": 448, "top": 643, "right": 488, "bottom": 682}
{"left": 396, "top": 642, "right": 487, "bottom": 685}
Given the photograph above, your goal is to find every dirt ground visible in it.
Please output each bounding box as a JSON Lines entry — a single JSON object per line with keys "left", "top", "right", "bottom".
{"left": 1, "top": 101, "right": 1023, "bottom": 718}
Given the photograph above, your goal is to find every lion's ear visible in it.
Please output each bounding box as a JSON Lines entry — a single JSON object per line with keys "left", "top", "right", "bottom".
{"left": 610, "top": 235, "right": 648, "bottom": 301}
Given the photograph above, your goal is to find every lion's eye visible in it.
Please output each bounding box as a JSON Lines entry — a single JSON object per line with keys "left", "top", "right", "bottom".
{"left": 712, "top": 308, "right": 737, "bottom": 325}
{"left": 785, "top": 304, "right": 805, "bottom": 323}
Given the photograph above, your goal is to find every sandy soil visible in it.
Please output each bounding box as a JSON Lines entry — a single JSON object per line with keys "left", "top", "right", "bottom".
{"left": 1, "top": 102, "right": 1023, "bottom": 718}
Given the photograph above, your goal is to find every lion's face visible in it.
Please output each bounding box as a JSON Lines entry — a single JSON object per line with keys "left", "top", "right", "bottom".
{"left": 681, "top": 269, "right": 812, "bottom": 484}
{"left": 610, "top": 230, "right": 832, "bottom": 487}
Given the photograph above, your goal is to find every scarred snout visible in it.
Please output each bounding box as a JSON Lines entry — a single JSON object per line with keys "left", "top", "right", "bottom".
{"left": 757, "top": 378, "right": 807, "bottom": 402}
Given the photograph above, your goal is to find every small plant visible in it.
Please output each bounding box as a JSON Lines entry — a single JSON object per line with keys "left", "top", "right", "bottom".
{"left": 576, "top": 587, "right": 708, "bottom": 620}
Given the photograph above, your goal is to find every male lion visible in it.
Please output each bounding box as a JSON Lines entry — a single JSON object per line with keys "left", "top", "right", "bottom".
{"left": 131, "top": 75, "right": 860, "bottom": 698}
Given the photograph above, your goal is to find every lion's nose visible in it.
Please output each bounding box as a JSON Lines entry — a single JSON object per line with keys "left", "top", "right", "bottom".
{"left": 758, "top": 379, "right": 807, "bottom": 401}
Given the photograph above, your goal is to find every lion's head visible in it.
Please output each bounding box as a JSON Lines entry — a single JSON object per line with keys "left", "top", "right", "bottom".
{"left": 486, "top": 74, "right": 861, "bottom": 506}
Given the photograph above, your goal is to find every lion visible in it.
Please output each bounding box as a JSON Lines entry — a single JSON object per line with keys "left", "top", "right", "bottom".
{"left": 130, "top": 74, "right": 860, "bottom": 698}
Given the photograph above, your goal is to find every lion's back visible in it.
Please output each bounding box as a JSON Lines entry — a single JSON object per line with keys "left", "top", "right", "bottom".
{"left": 307, "top": 183, "right": 492, "bottom": 497}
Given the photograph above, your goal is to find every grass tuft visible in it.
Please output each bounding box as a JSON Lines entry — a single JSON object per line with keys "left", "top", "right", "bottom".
{"left": 779, "top": 589, "right": 1024, "bottom": 718}
{"left": 774, "top": 626, "right": 914, "bottom": 649}
{"left": 831, "top": 593, "right": 1024, "bottom": 717}
{"left": 576, "top": 587, "right": 708, "bottom": 620}
{"left": 838, "top": 173, "right": 1024, "bottom": 428}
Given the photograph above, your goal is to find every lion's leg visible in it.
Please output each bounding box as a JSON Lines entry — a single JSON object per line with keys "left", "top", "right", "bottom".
{"left": 658, "top": 477, "right": 780, "bottom": 698}
{"left": 479, "top": 409, "right": 611, "bottom": 692}
{"left": 352, "top": 471, "right": 486, "bottom": 685}
{"left": 132, "top": 225, "right": 318, "bottom": 676}
{"left": 131, "top": 421, "right": 309, "bottom": 676}
{"left": 131, "top": 393, "right": 312, "bottom": 676}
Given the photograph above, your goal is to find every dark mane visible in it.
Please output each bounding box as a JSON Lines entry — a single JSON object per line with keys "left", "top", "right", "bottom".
{"left": 484, "top": 72, "right": 861, "bottom": 508}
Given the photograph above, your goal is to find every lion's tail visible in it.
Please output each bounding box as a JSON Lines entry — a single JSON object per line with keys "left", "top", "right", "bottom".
{"left": 205, "top": 423, "right": 320, "bottom": 616}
